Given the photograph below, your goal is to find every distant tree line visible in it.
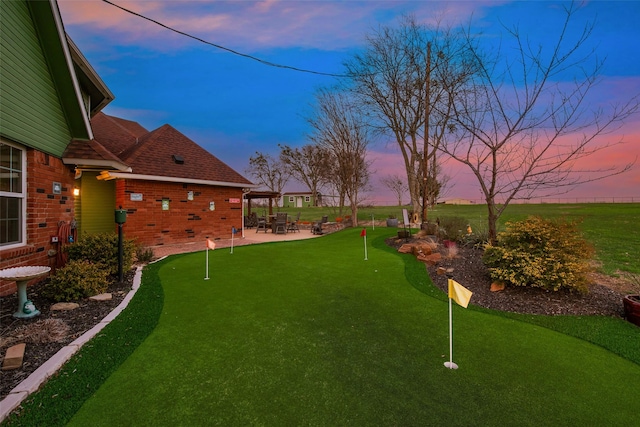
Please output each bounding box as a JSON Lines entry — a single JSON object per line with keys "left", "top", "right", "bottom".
{"left": 247, "top": 2, "right": 639, "bottom": 242}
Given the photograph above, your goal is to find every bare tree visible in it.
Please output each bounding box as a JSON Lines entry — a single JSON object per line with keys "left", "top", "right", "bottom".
{"left": 344, "top": 16, "right": 473, "bottom": 223}
{"left": 307, "top": 88, "right": 371, "bottom": 225}
{"left": 443, "top": 2, "right": 639, "bottom": 243}
{"left": 381, "top": 174, "right": 407, "bottom": 206}
{"left": 246, "top": 152, "right": 290, "bottom": 210}
{"left": 279, "top": 144, "right": 332, "bottom": 207}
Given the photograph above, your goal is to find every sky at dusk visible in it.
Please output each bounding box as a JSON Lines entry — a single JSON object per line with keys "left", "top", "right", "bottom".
{"left": 57, "top": 0, "right": 640, "bottom": 204}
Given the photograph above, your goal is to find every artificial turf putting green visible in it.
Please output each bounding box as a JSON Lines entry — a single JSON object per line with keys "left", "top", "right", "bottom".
{"left": 64, "top": 229, "right": 639, "bottom": 426}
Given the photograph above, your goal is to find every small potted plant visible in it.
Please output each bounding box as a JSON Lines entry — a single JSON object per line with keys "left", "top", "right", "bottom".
{"left": 386, "top": 215, "right": 398, "bottom": 228}
{"left": 623, "top": 273, "right": 640, "bottom": 327}
{"left": 624, "top": 295, "right": 640, "bottom": 327}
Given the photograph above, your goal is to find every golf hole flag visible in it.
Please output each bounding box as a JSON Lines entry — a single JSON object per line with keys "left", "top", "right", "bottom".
{"left": 360, "top": 228, "right": 368, "bottom": 260}
{"left": 205, "top": 238, "right": 215, "bottom": 280}
{"left": 444, "top": 278, "right": 473, "bottom": 370}
{"left": 448, "top": 279, "right": 472, "bottom": 308}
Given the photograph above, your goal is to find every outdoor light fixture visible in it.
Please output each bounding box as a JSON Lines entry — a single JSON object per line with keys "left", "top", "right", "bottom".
{"left": 73, "top": 188, "right": 80, "bottom": 196}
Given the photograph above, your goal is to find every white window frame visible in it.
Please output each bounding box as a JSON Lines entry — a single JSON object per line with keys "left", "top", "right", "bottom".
{"left": 305, "top": 196, "right": 311, "bottom": 203}
{"left": 288, "top": 196, "right": 294, "bottom": 203}
{"left": 0, "top": 139, "right": 26, "bottom": 249}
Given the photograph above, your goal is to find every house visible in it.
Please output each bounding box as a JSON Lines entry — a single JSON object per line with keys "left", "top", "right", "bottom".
{"left": 442, "top": 198, "right": 475, "bottom": 205}
{"left": 64, "top": 113, "right": 255, "bottom": 246}
{"left": 0, "top": 0, "right": 108, "bottom": 295}
{"left": 281, "top": 192, "right": 322, "bottom": 208}
{"left": 0, "top": 0, "right": 254, "bottom": 296}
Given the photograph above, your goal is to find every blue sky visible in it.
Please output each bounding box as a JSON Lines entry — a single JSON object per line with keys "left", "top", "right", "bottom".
{"left": 58, "top": 0, "right": 640, "bottom": 203}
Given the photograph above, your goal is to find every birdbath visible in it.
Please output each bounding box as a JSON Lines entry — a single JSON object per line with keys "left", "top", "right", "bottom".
{"left": 0, "top": 266, "right": 51, "bottom": 319}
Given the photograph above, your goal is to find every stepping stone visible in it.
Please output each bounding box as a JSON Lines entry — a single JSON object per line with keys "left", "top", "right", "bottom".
{"left": 2, "top": 343, "right": 26, "bottom": 371}
{"left": 51, "top": 302, "right": 79, "bottom": 311}
{"left": 89, "top": 293, "right": 112, "bottom": 301}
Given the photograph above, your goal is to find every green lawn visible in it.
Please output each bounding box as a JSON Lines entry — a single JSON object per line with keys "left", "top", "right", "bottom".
{"left": 5, "top": 229, "right": 638, "bottom": 426}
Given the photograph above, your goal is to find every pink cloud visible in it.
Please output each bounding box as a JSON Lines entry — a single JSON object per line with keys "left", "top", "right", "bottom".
{"left": 367, "top": 105, "right": 640, "bottom": 204}
{"left": 58, "top": 0, "right": 482, "bottom": 52}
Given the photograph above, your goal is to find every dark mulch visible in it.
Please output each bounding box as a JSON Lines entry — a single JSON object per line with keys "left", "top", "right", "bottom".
{"left": 0, "top": 271, "right": 134, "bottom": 400}
{"left": 386, "top": 236, "right": 626, "bottom": 318}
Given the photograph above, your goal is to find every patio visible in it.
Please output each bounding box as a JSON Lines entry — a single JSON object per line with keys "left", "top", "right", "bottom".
{"left": 149, "top": 225, "right": 324, "bottom": 258}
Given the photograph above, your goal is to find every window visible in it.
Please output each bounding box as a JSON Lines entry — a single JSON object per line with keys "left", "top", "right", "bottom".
{"left": 288, "top": 196, "right": 294, "bottom": 202}
{"left": 305, "top": 196, "right": 310, "bottom": 203}
{"left": 0, "top": 141, "right": 26, "bottom": 247}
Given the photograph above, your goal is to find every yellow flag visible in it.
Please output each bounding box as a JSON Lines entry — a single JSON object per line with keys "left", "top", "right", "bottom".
{"left": 448, "top": 279, "right": 472, "bottom": 308}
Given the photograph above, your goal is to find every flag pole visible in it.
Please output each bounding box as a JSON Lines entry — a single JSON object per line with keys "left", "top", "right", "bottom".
{"left": 371, "top": 214, "right": 375, "bottom": 231}
{"left": 445, "top": 276, "right": 458, "bottom": 369}
{"left": 445, "top": 294, "right": 458, "bottom": 369}
{"left": 360, "top": 228, "right": 368, "bottom": 261}
{"left": 364, "top": 233, "right": 368, "bottom": 260}
{"left": 230, "top": 227, "right": 235, "bottom": 254}
{"left": 205, "top": 236, "right": 210, "bottom": 280}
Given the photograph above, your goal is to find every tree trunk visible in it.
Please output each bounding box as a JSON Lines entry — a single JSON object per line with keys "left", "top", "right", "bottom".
{"left": 407, "top": 172, "right": 421, "bottom": 222}
{"left": 487, "top": 201, "right": 498, "bottom": 245}
{"left": 351, "top": 205, "right": 359, "bottom": 227}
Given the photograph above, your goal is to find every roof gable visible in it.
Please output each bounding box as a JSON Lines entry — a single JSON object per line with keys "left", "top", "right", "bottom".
{"left": 28, "top": 0, "right": 93, "bottom": 140}
{"left": 63, "top": 138, "right": 131, "bottom": 172}
{"left": 90, "top": 112, "right": 146, "bottom": 156}
{"left": 120, "top": 123, "right": 252, "bottom": 185}
{"left": 0, "top": 0, "right": 93, "bottom": 153}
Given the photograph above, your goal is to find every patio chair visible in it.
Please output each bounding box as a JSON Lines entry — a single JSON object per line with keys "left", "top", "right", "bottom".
{"left": 245, "top": 212, "right": 258, "bottom": 228}
{"left": 274, "top": 212, "right": 287, "bottom": 234}
{"left": 256, "top": 216, "right": 268, "bottom": 233}
{"left": 311, "top": 215, "right": 329, "bottom": 235}
{"left": 287, "top": 212, "right": 301, "bottom": 233}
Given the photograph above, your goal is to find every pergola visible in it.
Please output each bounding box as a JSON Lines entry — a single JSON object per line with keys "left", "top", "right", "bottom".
{"left": 244, "top": 190, "right": 281, "bottom": 216}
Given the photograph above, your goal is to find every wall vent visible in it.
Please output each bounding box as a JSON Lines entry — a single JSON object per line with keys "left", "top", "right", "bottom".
{"left": 172, "top": 155, "right": 184, "bottom": 164}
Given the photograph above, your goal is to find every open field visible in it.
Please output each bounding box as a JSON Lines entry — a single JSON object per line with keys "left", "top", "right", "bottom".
{"left": 273, "top": 203, "right": 639, "bottom": 276}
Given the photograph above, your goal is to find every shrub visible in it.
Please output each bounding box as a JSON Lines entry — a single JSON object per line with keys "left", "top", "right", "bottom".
{"left": 43, "top": 260, "right": 109, "bottom": 302}
{"left": 66, "top": 233, "right": 135, "bottom": 275}
{"left": 460, "top": 223, "right": 491, "bottom": 248}
{"left": 135, "top": 245, "right": 155, "bottom": 263}
{"left": 483, "top": 216, "right": 594, "bottom": 293}
{"left": 437, "top": 216, "right": 469, "bottom": 242}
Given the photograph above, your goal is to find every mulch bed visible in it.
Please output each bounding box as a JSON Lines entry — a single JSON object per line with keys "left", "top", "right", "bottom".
{"left": 386, "top": 236, "right": 626, "bottom": 317}
{"left": 0, "top": 271, "right": 133, "bottom": 400}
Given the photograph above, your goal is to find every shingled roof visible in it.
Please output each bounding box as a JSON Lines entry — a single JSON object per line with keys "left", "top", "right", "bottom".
{"left": 63, "top": 138, "right": 131, "bottom": 171}
{"left": 119, "top": 123, "right": 252, "bottom": 185}
{"left": 65, "top": 113, "right": 253, "bottom": 187}
{"left": 90, "top": 112, "right": 147, "bottom": 156}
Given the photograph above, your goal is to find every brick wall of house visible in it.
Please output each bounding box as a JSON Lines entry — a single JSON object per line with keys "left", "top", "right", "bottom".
{"left": 0, "top": 149, "right": 76, "bottom": 296}
{"left": 117, "top": 179, "right": 244, "bottom": 247}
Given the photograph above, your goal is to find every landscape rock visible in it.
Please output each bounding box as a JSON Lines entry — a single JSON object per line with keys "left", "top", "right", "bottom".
{"left": 89, "top": 293, "right": 112, "bottom": 301}
{"left": 412, "top": 244, "right": 433, "bottom": 257}
{"left": 490, "top": 282, "right": 506, "bottom": 292}
{"left": 398, "top": 244, "right": 415, "bottom": 254}
{"left": 2, "top": 343, "right": 26, "bottom": 371}
{"left": 51, "top": 302, "right": 79, "bottom": 311}
{"left": 417, "top": 253, "right": 441, "bottom": 265}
